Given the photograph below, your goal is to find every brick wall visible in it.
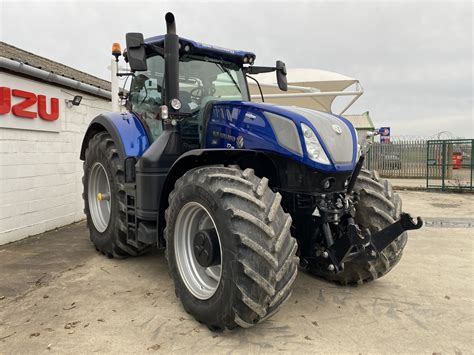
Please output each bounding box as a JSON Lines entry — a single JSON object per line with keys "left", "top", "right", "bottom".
{"left": 0, "top": 72, "right": 111, "bottom": 245}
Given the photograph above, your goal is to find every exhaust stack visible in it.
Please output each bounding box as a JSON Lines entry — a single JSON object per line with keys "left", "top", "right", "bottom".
{"left": 164, "top": 12, "right": 179, "bottom": 113}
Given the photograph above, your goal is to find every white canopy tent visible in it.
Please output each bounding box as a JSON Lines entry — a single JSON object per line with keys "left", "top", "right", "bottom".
{"left": 248, "top": 68, "right": 363, "bottom": 114}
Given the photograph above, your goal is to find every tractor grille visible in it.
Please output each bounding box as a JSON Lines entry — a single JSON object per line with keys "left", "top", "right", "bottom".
{"left": 180, "top": 120, "right": 200, "bottom": 151}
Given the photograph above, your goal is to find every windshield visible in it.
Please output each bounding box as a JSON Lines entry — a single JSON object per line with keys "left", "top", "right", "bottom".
{"left": 129, "top": 54, "right": 249, "bottom": 117}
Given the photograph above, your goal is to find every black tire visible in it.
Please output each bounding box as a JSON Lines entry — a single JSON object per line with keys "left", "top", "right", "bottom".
{"left": 316, "top": 169, "right": 407, "bottom": 285}
{"left": 83, "top": 132, "right": 148, "bottom": 258}
{"left": 164, "top": 166, "right": 299, "bottom": 330}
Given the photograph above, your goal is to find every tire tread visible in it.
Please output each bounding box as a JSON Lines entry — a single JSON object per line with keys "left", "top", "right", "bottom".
{"left": 164, "top": 165, "right": 298, "bottom": 329}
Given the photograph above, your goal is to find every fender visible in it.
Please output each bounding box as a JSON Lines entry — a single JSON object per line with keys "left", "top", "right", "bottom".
{"left": 162, "top": 148, "right": 278, "bottom": 196}
{"left": 155, "top": 148, "right": 279, "bottom": 244}
{"left": 80, "top": 112, "right": 150, "bottom": 161}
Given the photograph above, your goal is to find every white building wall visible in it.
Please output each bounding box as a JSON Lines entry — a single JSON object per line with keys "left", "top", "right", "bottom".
{"left": 0, "top": 72, "right": 111, "bottom": 245}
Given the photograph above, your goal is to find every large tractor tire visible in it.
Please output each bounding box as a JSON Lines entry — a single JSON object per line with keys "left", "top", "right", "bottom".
{"left": 317, "top": 169, "right": 407, "bottom": 285}
{"left": 164, "top": 166, "right": 299, "bottom": 330}
{"left": 83, "top": 132, "right": 148, "bottom": 258}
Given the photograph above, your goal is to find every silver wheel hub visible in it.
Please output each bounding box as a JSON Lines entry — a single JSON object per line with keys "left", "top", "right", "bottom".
{"left": 88, "top": 162, "right": 111, "bottom": 233}
{"left": 174, "top": 202, "right": 222, "bottom": 300}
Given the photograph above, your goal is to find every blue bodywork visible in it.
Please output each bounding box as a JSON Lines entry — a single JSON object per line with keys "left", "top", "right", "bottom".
{"left": 110, "top": 112, "right": 150, "bottom": 156}
{"left": 83, "top": 102, "right": 358, "bottom": 173}
{"left": 203, "top": 101, "right": 358, "bottom": 172}
{"left": 80, "top": 112, "right": 150, "bottom": 160}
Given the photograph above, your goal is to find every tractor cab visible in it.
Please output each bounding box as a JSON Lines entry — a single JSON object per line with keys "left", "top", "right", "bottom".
{"left": 124, "top": 25, "right": 287, "bottom": 145}
{"left": 127, "top": 41, "right": 251, "bottom": 141}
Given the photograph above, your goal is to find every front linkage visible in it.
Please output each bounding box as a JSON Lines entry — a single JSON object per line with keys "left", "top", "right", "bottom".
{"left": 319, "top": 146, "right": 422, "bottom": 274}
{"left": 320, "top": 212, "right": 423, "bottom": 273}
{"left": 299, "top": 145, "right": 423, "bottom": 276}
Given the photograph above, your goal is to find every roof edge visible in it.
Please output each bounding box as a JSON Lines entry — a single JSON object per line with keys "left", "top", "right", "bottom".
{"left": 0, "top": 57, "right": 111, "bottom": 100}
{"left": 0, "top": 41, "right": 111, "bottom": 92}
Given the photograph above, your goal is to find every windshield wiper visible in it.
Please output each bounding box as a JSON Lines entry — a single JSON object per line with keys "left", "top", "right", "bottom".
{"left": 216, "top": 63, "right": 241, "bottom": 94}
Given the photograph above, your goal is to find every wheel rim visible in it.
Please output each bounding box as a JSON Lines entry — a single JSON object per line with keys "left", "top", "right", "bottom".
{"left": 88, "top": 162, "right": 112, "bottom": 233}
{"left": 174, "top": 202, "right": 222, "bottom": 300}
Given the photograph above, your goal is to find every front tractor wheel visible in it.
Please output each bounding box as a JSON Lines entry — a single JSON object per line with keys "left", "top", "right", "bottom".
{"left": 165, "top": 166, "right": 299, "bottom": 330}
{"left": 315, "top": 169, "right": 407, "bottom": 285}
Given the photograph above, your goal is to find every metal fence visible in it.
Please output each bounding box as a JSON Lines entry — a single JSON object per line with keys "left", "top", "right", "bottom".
{"left": 365, "top": 138, "right": 473, "bottom": 191}
{"left": 426, "top": 139, "right": 473, "bottom": 191}
{"left": 365, "top": 138, "right": 427, "bottom": 178}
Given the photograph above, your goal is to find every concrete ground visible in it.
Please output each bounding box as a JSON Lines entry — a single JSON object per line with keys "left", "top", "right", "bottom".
{"left": 0, "top": 190, "right": 473, "bottom": 354}
{"left": 390, "top": 178, "right": 473, "bottom": 191}
{"left": 390, "top": 178, "right": 427, "bottom": 189}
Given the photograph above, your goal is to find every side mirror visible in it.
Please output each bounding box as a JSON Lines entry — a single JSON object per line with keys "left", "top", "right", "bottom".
{"left": 126, "top": 33, "right": 147, "bottom": 71}
{"left": 276, "top": 60, "right": 288, "bottom": 91}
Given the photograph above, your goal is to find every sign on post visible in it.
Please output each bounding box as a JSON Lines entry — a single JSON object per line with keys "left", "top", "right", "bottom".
{"left": 379, "top": 127, "right": 390, "bottom": 143}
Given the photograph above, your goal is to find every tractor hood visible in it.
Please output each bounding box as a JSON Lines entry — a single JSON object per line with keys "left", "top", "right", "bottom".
{"left": 205, "top": 101, "right": 358, "bottom": 172}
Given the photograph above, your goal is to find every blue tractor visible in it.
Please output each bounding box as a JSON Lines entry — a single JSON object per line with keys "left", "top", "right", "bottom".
{"left": 80, "top": 13, "right": 422, "bottom": 329}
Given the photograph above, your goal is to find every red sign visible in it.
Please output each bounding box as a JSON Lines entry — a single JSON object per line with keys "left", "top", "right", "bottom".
{"left": 0, "top": 87, "right": 59, "bottom": 121}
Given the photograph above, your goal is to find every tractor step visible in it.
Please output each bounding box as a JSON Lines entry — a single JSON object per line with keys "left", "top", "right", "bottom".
{"left": 125, "top": 184, "right": 139, "bottom": 248}
{"left": 124, "top": 183, "right": 157, "bottom": 247}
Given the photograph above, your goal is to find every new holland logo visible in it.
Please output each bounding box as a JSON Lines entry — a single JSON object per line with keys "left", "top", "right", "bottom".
{"left": 332, "top": 124, "right": 343, "bottom": 135}
{"left": 236, "top": 135, "right": 244, "bottom": 148}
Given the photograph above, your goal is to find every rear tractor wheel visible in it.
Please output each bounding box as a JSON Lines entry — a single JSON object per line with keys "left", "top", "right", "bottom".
{"left": 165, "top": 166, "right": 299, "bottom": 330}
{"left": 83, "top": 132, "right": 149, "bottom": 258}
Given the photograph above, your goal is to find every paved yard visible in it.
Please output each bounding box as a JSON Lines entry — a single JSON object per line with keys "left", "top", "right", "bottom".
{"left": 0, "top": 190, "right": 473, "bottom": 354}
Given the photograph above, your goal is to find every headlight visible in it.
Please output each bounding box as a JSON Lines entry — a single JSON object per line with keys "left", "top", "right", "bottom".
{"left": 301, "top": 123, "right": 330, "bottom": 164}
{"left": 170, "top": 98, "right": 181, "bottom": 110}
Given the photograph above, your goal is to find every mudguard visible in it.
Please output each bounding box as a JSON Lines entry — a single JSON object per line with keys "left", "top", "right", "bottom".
{"left": 80, "top": 112, "right": 150, "bottom": 161}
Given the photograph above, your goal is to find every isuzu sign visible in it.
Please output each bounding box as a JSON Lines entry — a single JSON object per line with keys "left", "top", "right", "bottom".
{"left": 0, "top": 87, "right": 59, "bottom": 120}
{"left": 0, "top": 73, "right": 62, "bottom": 132}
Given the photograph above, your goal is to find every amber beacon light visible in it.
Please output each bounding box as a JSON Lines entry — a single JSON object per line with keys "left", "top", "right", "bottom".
{"left": 112, "top": 42, "right": 122, "bottom": 61}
